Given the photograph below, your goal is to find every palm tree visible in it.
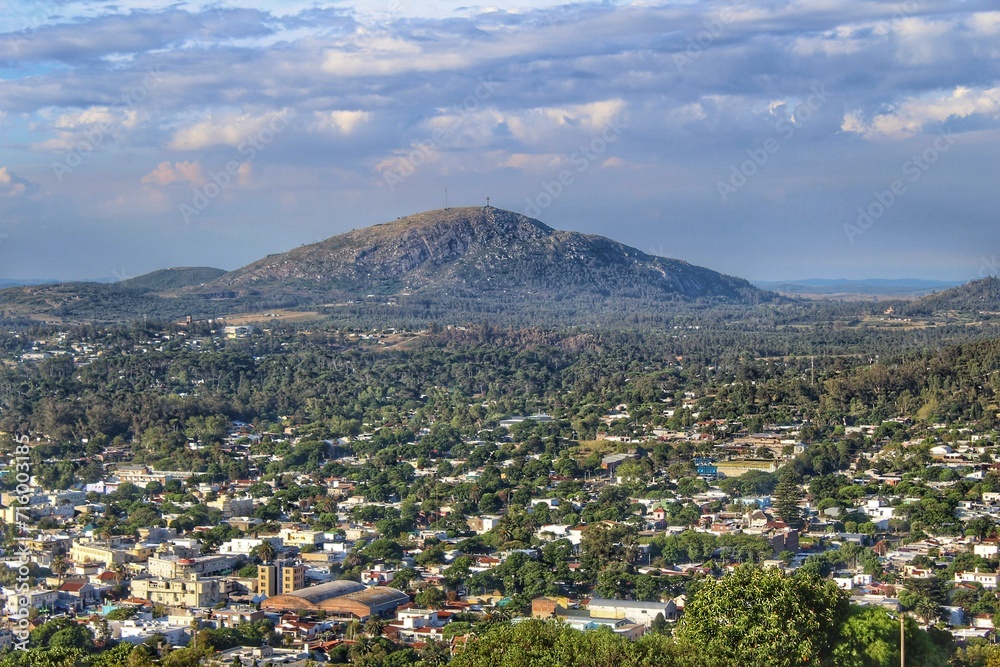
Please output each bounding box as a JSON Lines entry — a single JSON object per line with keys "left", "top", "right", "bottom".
{"left": 364, "top": 616, "right": 386, "bottom": 638}
{"left": 493, "top": 524, "right": 514, "bottom": 547}
{"left": 51, "top": 555, "right": 70, "bottom": 584}
{"left": 348, "top": 636, "right": 374, "bottom": 661}
{"left": 420, "top": 640, "right": 448, "bottom": 666}
{"left": 484, "top": 604, "right": 511, "bottom": 625}
{"left": 112, "top": 562, "right": 128, "bottom": 585}
{"left": 255, "top": 541, "right": 277, "bottom": 564}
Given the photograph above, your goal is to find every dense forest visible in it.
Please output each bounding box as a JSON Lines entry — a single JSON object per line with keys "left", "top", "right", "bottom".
{"left": 3, "top": 318, "right": 1000, "bottom": 453}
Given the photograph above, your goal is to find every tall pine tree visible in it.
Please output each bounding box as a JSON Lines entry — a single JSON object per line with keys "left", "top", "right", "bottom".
{"left": 773, "top": 469, "right": 804, "bottom": 529}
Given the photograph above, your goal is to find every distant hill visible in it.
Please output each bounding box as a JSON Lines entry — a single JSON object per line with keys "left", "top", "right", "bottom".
{"left": 904, "top": 277, "right": 1000, "bottom": 314}
{"left": 120, "top": 267, "right": 227, "bottom": 293}
{"left": 190, "top": 207, "right": 774, "bottom": 306}
{"left": 0, "top": 278, "right": 65, "bottom": 289}
{"left": 0, "top": 281, "right": 231, "bottom": 323}
{"left": 754, "top": 278, "right": 963, "bottom": 299}
{"left": 0, "top": 207, "right": 780, "bottom": 324}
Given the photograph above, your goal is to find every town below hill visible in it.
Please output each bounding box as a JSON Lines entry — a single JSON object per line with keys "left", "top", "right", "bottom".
{"left": 4, "top": 317, "right": 1000, "bottom": 665}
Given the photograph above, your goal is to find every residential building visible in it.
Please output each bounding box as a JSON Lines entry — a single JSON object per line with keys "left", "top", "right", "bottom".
{"left": 279, "top": 529, "right": 324, "bottom": 549}
{"left": 206, "top": 495, "right": 255, "bottom": 519}
{"left": 130, "top": 576, "right": 221, "bottom": 608}
{"left": 147, "top": 555, "right": 236, "bottom": 579}
{"left": 218, "top": 537, "right": 282, "bottom": 557}
{"left": 3, "top": 587, "right": 57, "bottom": 616}
{"left": 56, "top": 580, "right": 99, "bottom": 611}
{"left": 587, "top": 598, "right": 680, "bottom": 627}
{"left": 955, "top": 568, "right": 1000, "bottom": 589}
{"left": 257, "top": 562, "right": 306, "bottom": 597}
{"left": 70, "top": 542, "right": 126, "bottom": 566}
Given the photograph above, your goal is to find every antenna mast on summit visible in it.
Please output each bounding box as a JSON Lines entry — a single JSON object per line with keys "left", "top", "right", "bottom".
{"left": 444, "top": 188, "right": 448, "bottom": 208}
{"left": 486, "top": 196, "right": 491, "bottom": 208}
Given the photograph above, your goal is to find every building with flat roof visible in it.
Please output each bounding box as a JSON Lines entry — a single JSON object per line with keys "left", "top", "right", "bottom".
{"left": 147, "top": 554, "right": 236, "bottom": 579}
{"left": 130, "top": 576, "right": 221, "bottom": 608}
{"left": 206, "top": 495, "right": 255, "bottom": 519}
{"left": 587, "top": 597, "right": 679, "bottom": 627}
{"left": 257, "top": 563, "right": 306, "bottom": 597}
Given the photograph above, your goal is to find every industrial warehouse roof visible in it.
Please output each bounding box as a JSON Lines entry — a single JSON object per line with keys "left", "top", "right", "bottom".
{"left": 342, "top": 587, "right": 410, "bottom": 607}
{"left": 282, "top": 580, "right": 366, "bottom": 603}
{"left": 261, "top": 582, "right": 411, "bottom": 615}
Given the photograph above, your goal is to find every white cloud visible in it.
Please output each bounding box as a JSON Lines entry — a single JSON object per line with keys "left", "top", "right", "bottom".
{"left": 168, "top": 110, "right": 292, "bottom": 151}
{"left": 892, "top": 17, "right": 956, "bottom": 66}
{"left": 53, "top": 107, "right": 117, "bottom": 130}
{"left": 424, "top": 109, "right": 503, "bottom": 148}
{"left": 507, "top": 99, "right": 627, "bottom": 144}
{"left": 28, "top": 105, "right": 141, "bottom": 153}
{"left": 792, "top": 29, "right": 871, "bottom": 57}
{"left": 843, "top": 86, "right": 1000, "bottom": 139}
{"left": 968, "top": 11, "right": 1000, "bottom": 36}
{"left": 502, "top": 153, "right": 568, "bottom": 172}
{"left": 314, "top": 110, "right": 372, "bottom": 135}
{"left": 323, "top": 32, "right": 469, "bottom": 76}
{"left": 666, "top": 103, "right": 707, "bottom": 124}
{"left": 0, "top": 167, "right": 28, "bottom": 196}
{"left": 141, "top": 161, "right": 206, "bottom": 187}
{"left": 237, "top": 161, "right": 252, "bottom": 186}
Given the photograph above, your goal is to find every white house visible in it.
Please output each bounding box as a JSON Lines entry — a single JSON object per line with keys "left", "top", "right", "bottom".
{"left": 974, "top": 541, "right": 1000, "bottom": 558}
{"left": 955, "top": 568, "right": 1000, "bottom": 589}
{"left": 586, "top": 598, "right": 680, "bottom": 627}
{"left": 218, "top": 537, "right": 283, "bottom": 557}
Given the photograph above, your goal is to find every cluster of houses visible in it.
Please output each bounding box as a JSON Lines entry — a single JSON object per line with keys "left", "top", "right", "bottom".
{"left": 9, "top": 329, "right": 1000, "bottom": 656}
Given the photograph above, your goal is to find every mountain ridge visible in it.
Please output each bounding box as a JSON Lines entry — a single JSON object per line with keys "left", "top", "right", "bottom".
{"left": 120, "top": 267, "right": 227, "bottom": 293}
{"left": 1, "top": 206, "right": 782, "bottom": 323}
{"left": 904, "top": 277, "right": 1000, "bottom": 314}
{"left": 186, "top": 206, "right": 772, "bottom": 305}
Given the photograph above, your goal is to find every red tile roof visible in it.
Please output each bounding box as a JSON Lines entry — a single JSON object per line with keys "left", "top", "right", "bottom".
{"left": 59, "top": 581, "right": 89, "bottom": 592}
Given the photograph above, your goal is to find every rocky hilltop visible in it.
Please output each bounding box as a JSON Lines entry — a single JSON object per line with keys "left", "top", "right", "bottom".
{"left": 193, "top": 206, "right": 771, "bottom": 304}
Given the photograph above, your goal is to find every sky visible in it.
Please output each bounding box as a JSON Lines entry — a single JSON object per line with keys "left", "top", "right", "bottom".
{"left": 0, "top": 0, "right": 998, "bottom": 283}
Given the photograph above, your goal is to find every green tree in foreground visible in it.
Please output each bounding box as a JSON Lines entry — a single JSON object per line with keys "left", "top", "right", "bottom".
{"left": 449, "top": 618, "right": 690, "bottom": 667}
{"left": 832, "top": 606, "right": 948, "bottom": 667}
{"left": 673, "top": 564, "right": 849, "bottom": 667}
